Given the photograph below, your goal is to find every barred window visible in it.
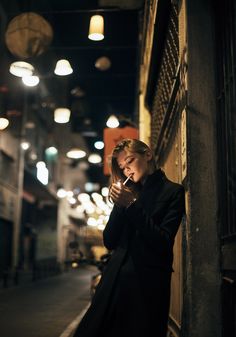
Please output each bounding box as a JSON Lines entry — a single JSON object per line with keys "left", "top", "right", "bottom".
{"left": 146, "top": 0, "right": 179, "bottom": 160}
{"left": 215, "top": 0, "right": 236, "bottom": 238}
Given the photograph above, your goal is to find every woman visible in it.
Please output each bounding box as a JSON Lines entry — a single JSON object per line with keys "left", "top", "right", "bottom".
{"left": 73, "top": 138, "right": 185, "bottom": 337}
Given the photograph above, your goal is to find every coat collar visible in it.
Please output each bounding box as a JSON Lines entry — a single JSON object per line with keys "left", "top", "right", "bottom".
{"left": 137, "top": 169, "right": 166, "bottom": 209}
{"left": 143, "top": 168, "right": 166, "bottom": 189}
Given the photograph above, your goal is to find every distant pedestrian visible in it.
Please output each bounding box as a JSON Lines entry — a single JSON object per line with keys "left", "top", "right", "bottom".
{"left": 73, "top": 138, "right": 185, "bottom": 337}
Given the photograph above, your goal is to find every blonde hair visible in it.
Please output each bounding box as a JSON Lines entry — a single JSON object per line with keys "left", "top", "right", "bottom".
{"left": 110, "top": 138, "right": 156, "bottom": 184}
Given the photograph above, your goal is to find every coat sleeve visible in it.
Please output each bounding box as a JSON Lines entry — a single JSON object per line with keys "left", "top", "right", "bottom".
{"left": 126, "top": 185, "right": 185, "bottom": 248}
{"left": 103, "top": 205, "right": 126, "bottom": 250}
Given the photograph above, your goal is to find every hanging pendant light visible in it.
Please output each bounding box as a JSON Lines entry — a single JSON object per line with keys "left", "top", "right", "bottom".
{"left": 22, "top": 75, "right": 39, "bottom": 87}
{"left": 88, "top": 153, "right": 102, "bottom": 164}
{"left": 88, "top": 15, "right": 104, "bottom": 41}
{"left": 95, "top": 56, "right": 111, "bottom": 71}
{"left": 106, "top": 115, "right": 119, "bottom": 128}
{"left": 94, "top": 141, "right": 104, "bottom": 149}
{"left": 0, "top": 117, "right": 9, "bottom": 130}
{"left": 36, "top": 161, "right": 49, "bottom": 185}
{"left": 54, "top": 59, "right": 73, "bottom": 76}
{"left": 54, "top": 108, "right": 71, "bottom": 123}
{"left": 66, "top": 148, "right": 86, "bottom": 159}
{"left": 9, "top": 61, "right": 34, "bottom": 77}
{"left": 5, "top": 12, "right": 53, "bottom": 59}
{"left": 20, "top": 140, "right": 30, "bottom": 150}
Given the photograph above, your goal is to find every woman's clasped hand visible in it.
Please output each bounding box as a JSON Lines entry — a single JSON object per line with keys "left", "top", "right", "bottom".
{"left": 109, "top": 181, "right": 136, "bottom": 208}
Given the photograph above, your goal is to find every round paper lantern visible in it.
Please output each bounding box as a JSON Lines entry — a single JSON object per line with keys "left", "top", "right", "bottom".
{"left": 5, "top": 12, "right": 53, "bottom": 59}
{"left": 95, "top": 56, "right": 111, "bottom": 71}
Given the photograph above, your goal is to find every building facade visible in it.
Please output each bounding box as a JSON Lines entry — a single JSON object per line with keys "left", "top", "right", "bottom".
{"left": 139, "top": 0, "right": 236, "bottom": 336}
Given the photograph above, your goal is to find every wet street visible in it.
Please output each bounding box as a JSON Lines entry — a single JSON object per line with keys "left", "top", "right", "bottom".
{"left": 0, "top": 266, "right": 97, "bottom": 337}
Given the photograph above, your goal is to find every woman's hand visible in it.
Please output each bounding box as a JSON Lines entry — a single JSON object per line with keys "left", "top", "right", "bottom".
{"left": 110, "top": 182, "right": 136, "bottom": 208}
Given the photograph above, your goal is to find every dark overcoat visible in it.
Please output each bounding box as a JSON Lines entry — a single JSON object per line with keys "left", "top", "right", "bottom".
{"left": 73, "top": 169, "right": 185, "bottom": 337}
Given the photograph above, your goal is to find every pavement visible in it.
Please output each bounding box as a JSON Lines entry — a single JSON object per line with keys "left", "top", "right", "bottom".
{"left": 0, "top": 265, "right": 97, "bottom": 337}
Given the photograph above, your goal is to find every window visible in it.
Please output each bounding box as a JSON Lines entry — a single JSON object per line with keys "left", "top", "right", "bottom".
{"left": 216, "top": 0, "right": 236, "bottom": 238}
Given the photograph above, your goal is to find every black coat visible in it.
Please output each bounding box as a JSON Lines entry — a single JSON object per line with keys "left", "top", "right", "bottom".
{"left": 73, "top": 169, "right": 185, "bottom": 337}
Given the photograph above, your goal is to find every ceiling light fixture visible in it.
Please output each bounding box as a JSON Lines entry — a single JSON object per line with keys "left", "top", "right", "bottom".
{"left": 0, "top": 117, "right": 9, "bottom": 130}
{"left": 22, "top": 75, "right": 39, "bottom": 87}
{"left": 95, "top": 56, "right": 111, "bottom": 71}
{"left": 21, "top": 141, "right": 30, "bottom": 150}
{"left": 5, "top": 12, "right": 53, "bottom": 59}
{"left": 88, "top": 15, "right": 104, "bottom": 41}
{"left": 54, "top": 108, "right": 71, "bottom": 123}
{"left": 106, "top": 115, "right": 119, "bottom": 128}
{"left": 9, "top": 61, "right": 34, "bottom": 77}
{"left": 45, "top": 146, "right": 58, "bottom": 156}
{"left": 66, "top": 148, "right": 86, "bottom": 159}
{"left": 94, "top": 141, "right": 104, "bottom": 150}
{"left": 45, "top": 146, "right": 58, "bottom": 161}
{"left": 57, "top": 188, "right": 67, "bottom": 198}
{"left": 88, "top": 153, "right": 102, "bottom": 164}
{"left": 36, "top": 161, "right": 49, "bottom": 185}
{"left": 54, "top": 59, "right": 73, "bottom": 76}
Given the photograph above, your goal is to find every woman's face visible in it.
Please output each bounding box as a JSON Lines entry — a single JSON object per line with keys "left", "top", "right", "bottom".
{"left": 116, "top": 148, "right": 153, "bottom": 184}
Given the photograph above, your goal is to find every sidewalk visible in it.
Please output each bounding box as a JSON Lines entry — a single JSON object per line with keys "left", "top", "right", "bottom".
{"left": 0, "top": 266, "right": 96, "bottom": 337}
{"left": 0, "top": 269, "right": 35, "bottom": 291}
{"left": 0, "top": 270, "right": 64, "bottom": 294}
{"left": 0, "top": 260, "right": 63, "bottom": 291}
{"left": 58, "top": 303, "right": 90, "bottom": 337}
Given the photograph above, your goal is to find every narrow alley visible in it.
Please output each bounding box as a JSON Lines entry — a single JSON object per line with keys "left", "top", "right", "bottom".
{"left": 0, "top": 266, "right": 96, "bottom": 337}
